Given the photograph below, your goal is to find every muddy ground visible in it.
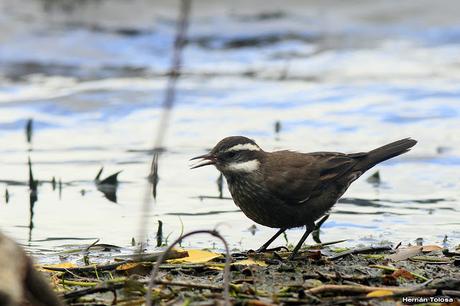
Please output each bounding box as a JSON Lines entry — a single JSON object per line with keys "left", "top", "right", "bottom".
{"left": 38, "top": 241, "right": 460, "bottom": 305}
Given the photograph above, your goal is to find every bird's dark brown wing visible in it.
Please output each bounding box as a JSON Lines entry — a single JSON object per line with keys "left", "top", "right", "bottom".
{"left": 262, "top": 150, "right": 363, "bottom": 205}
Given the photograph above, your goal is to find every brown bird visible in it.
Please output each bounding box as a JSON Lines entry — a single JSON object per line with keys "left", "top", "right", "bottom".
{"left": 191, "top": 136, "right": 417, "bottom": 259}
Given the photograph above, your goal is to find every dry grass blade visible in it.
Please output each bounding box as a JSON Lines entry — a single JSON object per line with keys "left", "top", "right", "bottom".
{"left": 329, "top": 245, "right": 392, "bottom": 261}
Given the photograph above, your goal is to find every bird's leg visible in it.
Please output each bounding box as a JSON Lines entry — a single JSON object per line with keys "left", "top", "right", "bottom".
{"left": 256, "top": 227, "right": 287, "bottom": 252}
{"left": 288, "top": 223, "right": 315, "bottom": 260}
{"left": 312, "top": 214, "right": 330, "bottom": 244}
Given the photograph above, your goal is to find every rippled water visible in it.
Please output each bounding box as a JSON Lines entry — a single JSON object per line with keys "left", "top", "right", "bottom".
{"left": 0, "top": 0, "right": 459, "bottom": 259}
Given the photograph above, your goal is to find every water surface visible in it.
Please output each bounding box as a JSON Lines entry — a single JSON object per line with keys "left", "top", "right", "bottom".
{"left": 0, "top": 0, "right": 459, "bottom": 259}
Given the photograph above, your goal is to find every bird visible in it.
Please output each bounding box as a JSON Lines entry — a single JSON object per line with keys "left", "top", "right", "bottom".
{"left": 191, "top": 136, "right": 417, "bottom": 259}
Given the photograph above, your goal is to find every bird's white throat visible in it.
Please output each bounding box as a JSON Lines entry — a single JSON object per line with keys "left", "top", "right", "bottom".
{"left": 226, "top": 159, "right": 260, "bottom": 172}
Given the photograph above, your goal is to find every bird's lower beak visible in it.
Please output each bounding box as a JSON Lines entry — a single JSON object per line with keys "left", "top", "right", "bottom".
{"left": 190, "top": 153, "right": 216, "bottom": 169}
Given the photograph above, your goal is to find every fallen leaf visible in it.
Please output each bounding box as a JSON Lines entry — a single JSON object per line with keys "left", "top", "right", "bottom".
{"left": 205, "top": 263, "right": 225, "bottom": 270}
{"left": 392, "top": 268, "right": 415, "bottom": 280}
{"left": 245, "top": 299, "right": 275, "bottom": 306}
{"left": 366, "top": 289, "right": 394, "bottom": 297}
{"left": 168, "top": 249, "right": 222, "bottom": 264}
{"left": 116, "top": 262, "right": 141, "bottom": 271}
{"left": 387, "top": 246, "right": 422, "bottom": 261}
{"left": 307, "top": 250, "right": 322, "bottom": 260}
{"left": 232, "top": 259, "right": 267, "bottom": 267}
{"left": 421, "top": 245, "right": 443, "bottom": 253}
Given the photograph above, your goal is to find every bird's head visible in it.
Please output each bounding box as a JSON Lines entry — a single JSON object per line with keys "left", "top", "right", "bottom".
{"left": 191, "top": 136, "right": 263, "bottom": 174}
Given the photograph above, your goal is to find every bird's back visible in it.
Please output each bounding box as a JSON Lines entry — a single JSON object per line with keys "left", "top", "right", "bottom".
{"left": 262, "top": 150, "right": 360, "bottom": 205}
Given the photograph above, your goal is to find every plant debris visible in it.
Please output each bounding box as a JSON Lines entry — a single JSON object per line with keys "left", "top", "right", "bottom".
{"left": 33, "top": 240, "right": 460, "bottom": 305}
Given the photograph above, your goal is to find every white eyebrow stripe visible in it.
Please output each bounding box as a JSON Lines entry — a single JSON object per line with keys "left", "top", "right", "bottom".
{"left": 226, "top": 160, "right": 260, "bottom": 172}
{"left": 224, "top": 143, "right": 260, "bottom": 152}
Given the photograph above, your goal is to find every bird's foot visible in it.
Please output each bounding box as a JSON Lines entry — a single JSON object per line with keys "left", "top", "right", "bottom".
{"left": 287, "top": 253, "right": 297, "bottom": 260}
{"left": 255, "top": 246, "right": 267, "bottom": 253}
{"left": 287, "top": 249, "right": 303, "bottom": 260}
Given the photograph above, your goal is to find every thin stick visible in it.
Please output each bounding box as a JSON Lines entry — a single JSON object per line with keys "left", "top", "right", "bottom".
{"left": 145, "top": 230, "right": 231, "bottom": 306}
{"left": 42, "top": 249, "right": 187, "bottom": 274}
{"left": 63, "top": 283, "right": 124, "bottom": 300}
{"left": 329, "top": 245, "right": 392, "bottom": 261}
{"left": 137, "top": 0, "right": 192, "bottom": 251}
{"left": 306, "top": 239, "right": 348, "bottom": 249}
{"left": 317, "top": 280, "right": 460, "bottom": 305}
{"left": 154, "top": 279, "right": 222, "bottom": 291}
{"left": 306, "top": 278, "right": 435, "bottom": 297}
{"left": 306, "top": 284, "right": 414, "bottom": 295}
{"left": 42, "top": 261, "right": 129, "bottom": 273}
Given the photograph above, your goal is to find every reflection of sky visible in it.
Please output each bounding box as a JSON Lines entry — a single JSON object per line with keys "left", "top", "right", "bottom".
{"left": 0, "top": 0, "right": 459, "bottom": 255}
{"left": 322, "top": 221, "right": 377, "bottom": 230}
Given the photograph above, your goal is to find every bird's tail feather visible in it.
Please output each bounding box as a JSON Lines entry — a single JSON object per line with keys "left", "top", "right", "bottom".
{"left": 357, "top": 138, "right": 417, "bottom": 171}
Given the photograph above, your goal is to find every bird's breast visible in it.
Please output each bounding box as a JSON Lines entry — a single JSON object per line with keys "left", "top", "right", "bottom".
{"left": 226, "top": 175, "right": 263, "bottom": 207}
{"left": 224, "top": 173, "right": 296, "bottom": 228}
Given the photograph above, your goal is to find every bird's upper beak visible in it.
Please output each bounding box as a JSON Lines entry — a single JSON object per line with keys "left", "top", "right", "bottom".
{"left": 190, "top": 153, "right": 216, "bottom": 169}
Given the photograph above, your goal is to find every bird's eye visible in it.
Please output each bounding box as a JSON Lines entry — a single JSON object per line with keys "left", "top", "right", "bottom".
{"left": 226, "top": 151, "right": 237, "bottom": 158}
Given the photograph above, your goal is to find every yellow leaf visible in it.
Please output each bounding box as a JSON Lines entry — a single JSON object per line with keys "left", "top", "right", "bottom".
{"left": 168, "top": 249, "right": 221, "bottom": 264}
{"left": 205, "top": 263, "right": 225, "bottom": 271}
{"left": 37, "top": 262, "right": 77, "bottom": 272}
{"left": 366, "top": 289, "right": 394, "bottom": 297}
{"left": 232, "top": 259, "right": 267, "bottom": 267}
{"left": 116, "top": 262, "right": 141, "bottom": 271}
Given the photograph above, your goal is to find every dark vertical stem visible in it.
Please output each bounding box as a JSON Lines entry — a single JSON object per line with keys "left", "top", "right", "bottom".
{"left": 28, "top": 156, "right": 38, "bottom": 242}
{"left": 156, "top": 220, "right": 163, "bottom": 247}
{"left": 26, "top": 118, "right": 33, "bottom": 144}
{"left": 58, "top": 178, "right": 62, "bottom": 200}
{"left": 4, "top": 188, "right": 9, "bottom": 204}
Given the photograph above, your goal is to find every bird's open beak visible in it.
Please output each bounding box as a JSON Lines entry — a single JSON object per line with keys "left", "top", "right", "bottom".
{"left": 190, "top": 153, "right": 216, "bottom": 169}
